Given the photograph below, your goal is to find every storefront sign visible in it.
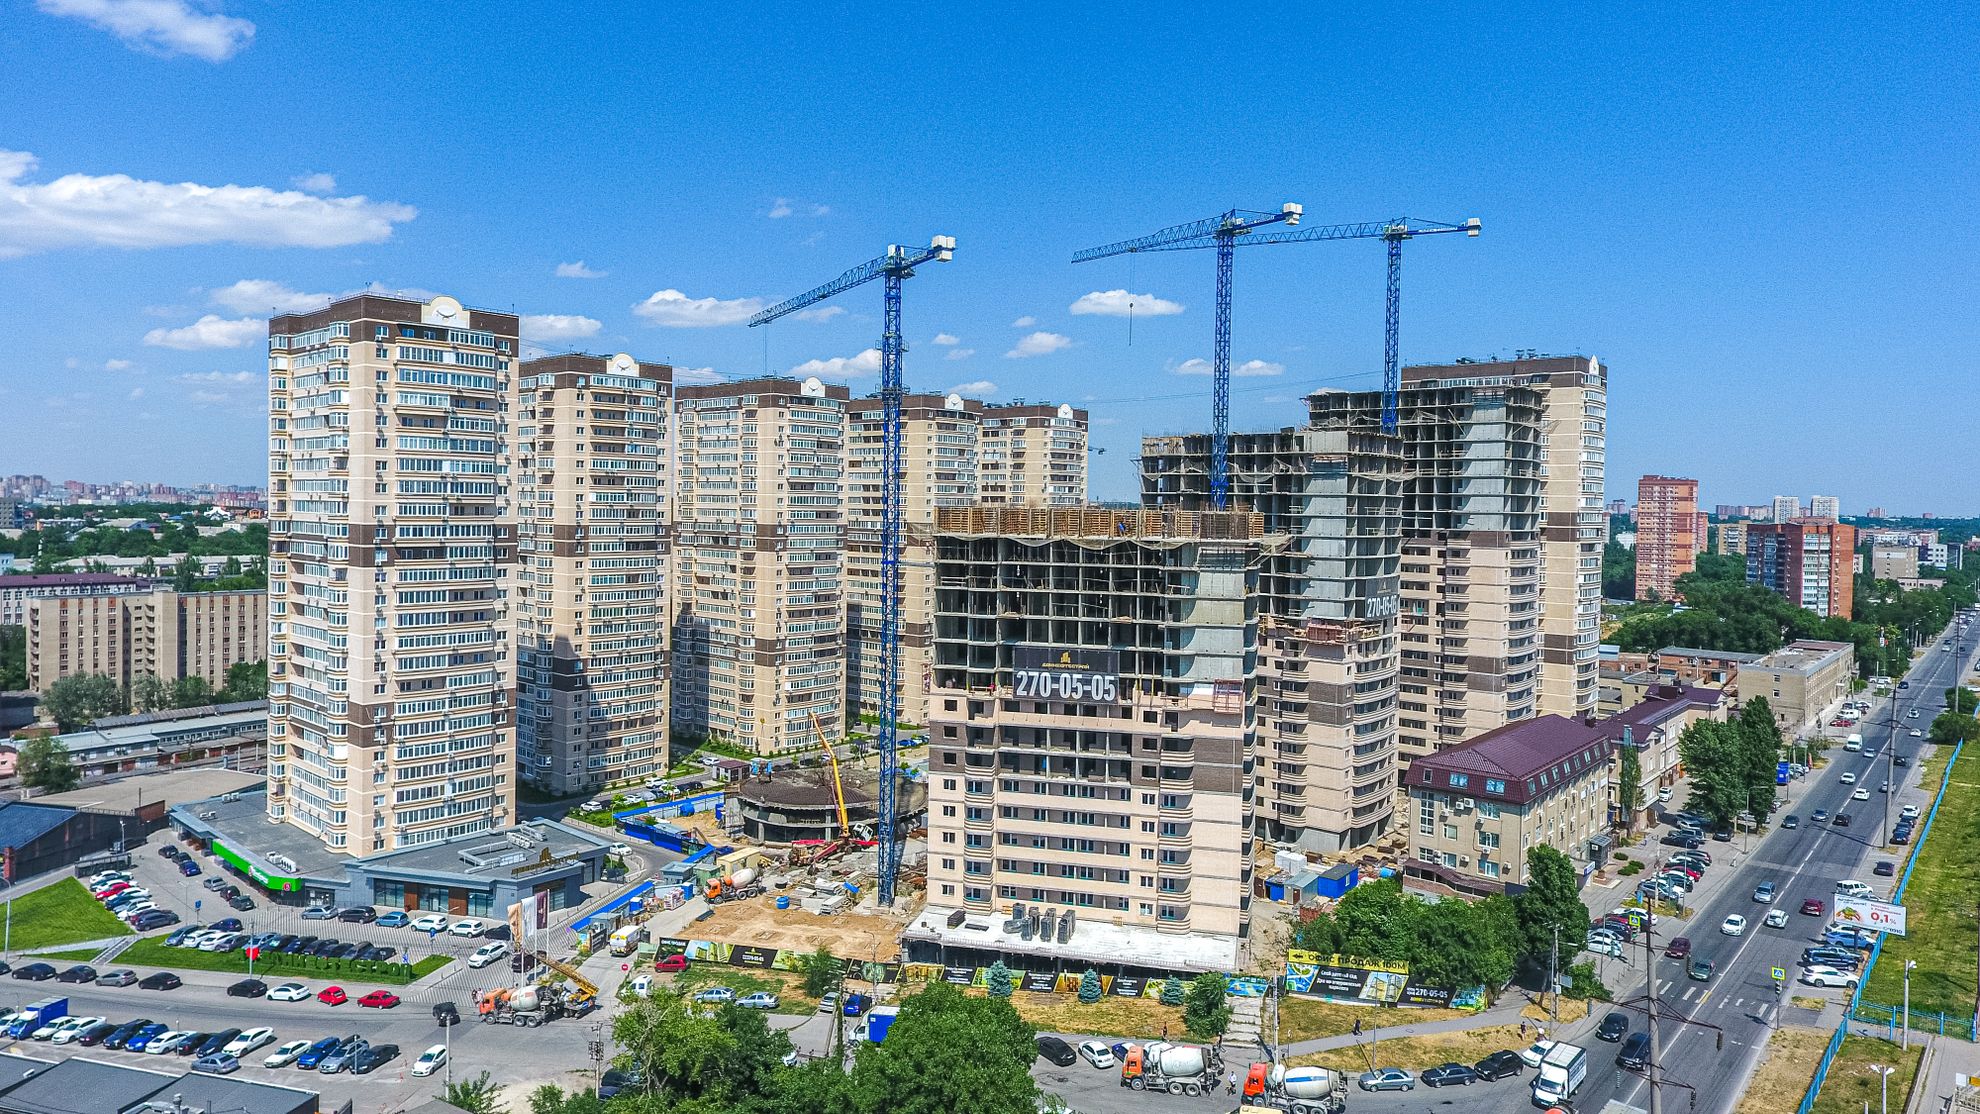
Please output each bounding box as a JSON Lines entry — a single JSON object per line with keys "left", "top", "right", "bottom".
{"left": 210, "top": 839, "right": 300, "bottom": 893}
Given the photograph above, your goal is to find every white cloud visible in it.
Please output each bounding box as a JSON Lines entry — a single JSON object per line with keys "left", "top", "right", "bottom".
{"left": 63, "top": 357, "right": 79, "bottom": 369}
{"left": 632, "top": 288, "right": 765, "bottom": 327}
{"left": 944, "top": 348, "right": 976, "bottom": 361}
{"left": 175, "top": 371, "right": 256, "bottom": 384}
{"left": 144, "top": 314, "right": 260, "bottom": 350}
{"left": 291, "top": 172, "right": 336, "bottom": 193}
{"left": 1005, "top": 331, "right": 1072, "bottom": 359}
{"left": 793, "top": 305, "right": 844, "bottom": 323}
{"left": 127, "top": 386, "right": 145, "bottom": 400}
{"left": 1173, "top": 357, "right": 1284, "bottom": 377}
{"left": 189, "top": 390, "right": 229, "bottom": 404}
{"left": 932, "top": 333, "right": 960, "bottom": 346}
{"left": 949, "top": 380, "right": 996, "bottom": 397}
{"left": 555, "top": 260, "right": 606, "bottom": 279}
{"left": 1070, "top": 289, "right": 1184, "bottom": 317}
{"left": 768, "top": 198, "right": 793, "bottom": 219}
{"left": 104, "top": 358, "right": 133, "bottom": 371}
{"left": 1011, "top": 315, "right": 1037, "bottom": 328}
{"left": 0, "top": 150, "right": 415, "bottom": 258}
{"left": 209, "top": 278, "right": 333, "bottom": 315}
{"left": 38, "top": 0, "right": 255, "bottom": 61}
{"left": 520, "top": 314, "right": 603, "bottom": 343}
{"left": 767, "top": 198, "right": 828, "bottom": 219}
{"left": 674, "top": 367, "right": 724, "bottom": 385}
{"left": 790, "top": 348, "right": 881, "bottom": 379}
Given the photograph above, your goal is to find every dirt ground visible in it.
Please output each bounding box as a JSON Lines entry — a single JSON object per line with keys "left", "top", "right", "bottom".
{"left": 1288, "top": 1023, "right": 1529, "bottom": 1073}
{"left": 1735, "top": 1026, "right": 1830, "bottom": 1114}
{"left": 694, "top": 895, "right": 910, "bottom": 960}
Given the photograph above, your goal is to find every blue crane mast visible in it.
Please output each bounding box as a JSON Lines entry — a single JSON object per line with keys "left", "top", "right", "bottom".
{"left": 749, "top": 235, "right": 956, "bottom": 907}
{"left": 1073, "top": 204, "right": 1303, "bottom": 507}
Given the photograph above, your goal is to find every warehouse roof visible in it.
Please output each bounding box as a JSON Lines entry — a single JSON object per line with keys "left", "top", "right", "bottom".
{"left": 0, "top": 803, "right": 74, "bottom": 851}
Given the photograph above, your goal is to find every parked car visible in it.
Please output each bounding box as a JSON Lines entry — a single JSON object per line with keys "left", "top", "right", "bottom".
{"left": 410, "top": 1045, "right": 449, "bottom": 1077}
{"left": 338, "top": 906, "right": 378, "bottom": 923}
{"left": 467, "top": 942, "right": 509, "bottom": 969}
{"left": 124, "top": 1024, "right": 172, "bottom": 1053}
{"left": 692, "top": 986, "right": 736, "bottom": 1005}
{"left": 1357, "top": 1068, "right": 1416, "bottom": 1092}
{"left": 178, "top": 860, "right": 202, "bottom": 877}
{"left": 56, "top": 964, "right": 97, "bottom": 984}
{"left": 317, "top": 986, "right": 349, "bottom": 1006}
{"left": 409, "top": 914, "right": 450, "bottom": 933}
{"left": 842, "top": 992, "right": 872, "bottom": 1016}
{"left": 11, "top": 963, "right": 56, "bottom": 981}
{"left": 358, "top": 990, "right": 401, "bottom": 1009}
{"left": 317, "top": 1037, "right": 369, "bottom": 1074}
{"left": 143, "top": 1031, "right": 197, "bottom": 1056}
{"left": 1422, "top": 1063, "right": 1481, "bottom": 1087}
{"left": 196, "top": 1029, "right": 242, "bottom": 1058}
{"left": 227, "top": 978, "right": 267, "bottom": 998}
{"left": 225, "top": 1027, "right": 276, "bottom": 1056}
{"left": 737, "top": 992, "right": 779, "bottom": 1010}
{"left": 1875, "top": 861, "right": 1897, "bottom": 877}
{"left": 352, "top": 1043, "right": 399, "bottom": 1074}
{"left": 132, "top": 910, "right": 179, "bottom": 931}
{"left": 447, "top": 918, "right": 487, "bottom": 937}
{"left": 97, "top": 969, "right": 137, "bottom": 987}
{"left": 295, "top": 1036, "right": 346, "bottom": 1070}
{"left": 1036, "top": 1035, "right": 1077, "bottom": 1066}
{"left": 264, "top": 1039, "right": 313, "bottom": 1068}
{"left": 268, "top": 982, "right": 312, "bottom": 1002}
{"left": 301, "top": 905, "right": 336, "bottom": 920}
{"left": 141, "top": 972, "right": 183, "bottom": 991}
{"left": 1473, "top": 1050, "right": 1524, "bottom": 1080}
{"left": 74, "top": 1022, "right": 118, "bottom": 1046}
{"left": 211, "top": 918, "right": 242, "bottom": 932}
{"left": 1800, "top": 965, "right": 1861, "bottom": 989}
{"left": 228, "top": 895, "right": 256, "bottom": 911}
{"left": 377, "top": 910, "right": 411, "bottom": 928}
{"left": 1076, "top": 1040, "right": 1115, "bottom": 1068}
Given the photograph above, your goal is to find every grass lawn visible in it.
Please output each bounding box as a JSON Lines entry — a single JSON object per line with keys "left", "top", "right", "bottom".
{"left": 1811, "top": 1034, "right": 1921, "bottom": 1114}
{"left": 27, "top": 947, "right": 110, "bottom": 962}
{"left": 3, "top": 880, "right": 133, "bottom": 950}
{"left": 1276, "top": 998, "right": 1468, "bottom": 1043}
{"left": 667, "top": 964, "right": 820, "bottom": 1010}
{"left": 1862, "top": 745, "right": 1977, "bottom": 1021}
{"left": 1002, "top": 990, "right": 1181, "bottom": 1040}
{"left": 117, "top": 937, "right": 451, "bottom": 986}
{"left": 1287, "top": 1022, "right": 1528, "bottom": 1074}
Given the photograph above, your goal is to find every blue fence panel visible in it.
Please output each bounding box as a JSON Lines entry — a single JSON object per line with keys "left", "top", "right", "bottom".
{"left": 1795, "top": 1021, "right": 1849, "bottom": 1114}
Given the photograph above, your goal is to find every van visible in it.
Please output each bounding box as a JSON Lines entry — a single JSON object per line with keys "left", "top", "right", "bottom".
{"left": 1618, "top": 1032, "right": 1650, "bottom": 1070}
{"left": 1845, "top": 735, "right": 1863, "bottom": 752}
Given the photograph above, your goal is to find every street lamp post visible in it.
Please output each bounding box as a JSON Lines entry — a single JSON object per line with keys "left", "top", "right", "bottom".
{"left": 1869, "top": 1063, "right": 1894, "bottom": 1114}
{"left": 1903, "top": 960, "right": 1915, "bottom": 1049}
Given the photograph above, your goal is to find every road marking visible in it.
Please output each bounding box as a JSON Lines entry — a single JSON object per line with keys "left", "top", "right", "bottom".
{"left": 1683, "top": 986, "right": 1698, "bottom": 1002}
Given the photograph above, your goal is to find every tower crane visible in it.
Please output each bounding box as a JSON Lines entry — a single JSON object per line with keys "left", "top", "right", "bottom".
{"left": 749, "top": 235, "right": 956, "bottom": 907}
{"left": 1073, "top": 204, "right": 1302, "bottom": 508}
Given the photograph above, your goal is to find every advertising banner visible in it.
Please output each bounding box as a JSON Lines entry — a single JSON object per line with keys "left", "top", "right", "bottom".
{"left": 1835, "top": 897, "right": 1908, "bottom": 936}
{"left": 942, "top": 965, "right": 977, "bottom": 986}
{"left": 730, "top": 945, "right": 779, "bottom": 969}
{"left": 1284, "top": 952, "right": 1411, "bottom": 1003}
{"left": 1021, "top": 971, "right": 1059, "bottom": 994}
{"left": 1112, "top": 976, "right": 1146, "bottom": 999}
{"left": 534, "top": 889, "right": 550, "bottom": 931}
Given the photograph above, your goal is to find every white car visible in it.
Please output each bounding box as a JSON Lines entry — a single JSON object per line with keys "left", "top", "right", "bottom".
{"left": 1077, "top": 1040, "right": 1116, "bottom": 1068}
{"left": 467, "top": 941, "right": 509, "bottom": 968}
{"left": 1836, "top": 880, "right": 1876, "bottom": 899}
{"left": 37, "top": 1015, "right": 99, "bottom": 1041}
{"left": 1764, "top": 909, "right": 1791, "bottom": 928}
{"left": 224, "top": 1027, "right": 276, "bottom": 1056}
{"left": 1656, "top": 786, "right": 1674, "bottom": 803}
{"left": 1910, "top": 729, "right": 1923, "bottom": 738}
{"left": 144, "top": 1031, "right": 194, "bottom": 1055}
{"left": 267, "top": 982, "right": 312, "bottom": 1002}
{"left": 1852, "top": 788, "right": 1870, "bottom": 801}
{"left": 411, "top": 1044, "right": 449, "bottom": 1077}
{"left": 1584, "top": 934, "right": 1623, "bottom": 959}
{"left": 1902, "top": 805, "right": 1922, "bottom": 820}
{"left": 1840, "top": 772, "right": 1858, "bottom": 785}
{"left": 263, "top": 1039, "right": 312, "bottom": 1068}
{"left": 627, "top": 974, "right": 653, "bottom": 998}
{"left": 46, "top": 1016, "right": 103, "bottom": 1045}
{"left": 1720, "top": 915, "right": 1747, "bottom": 937}
{"left": 447, "top": 918, "right": 486, "bottom": 938}
{"left": 1800, "top": 965, "right": 1860, "bottom": 989}
{"left": 1517, "top": 1040, "right": 1559, "bottom": 1069}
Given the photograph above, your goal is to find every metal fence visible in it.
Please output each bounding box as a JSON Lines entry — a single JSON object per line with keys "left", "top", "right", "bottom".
{"left": 1851, "top": 1000, "right": 1978, "bottom": 1041}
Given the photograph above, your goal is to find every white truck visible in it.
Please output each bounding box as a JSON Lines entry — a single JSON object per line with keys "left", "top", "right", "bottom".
{"left": 1532, "top": 1041, "right": 1588, "bottom": 1106}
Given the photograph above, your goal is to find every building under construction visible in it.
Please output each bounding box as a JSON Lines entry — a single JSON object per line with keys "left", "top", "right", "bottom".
{"left": 910, "top": 505, "right": 1266, "bottom": 974}
{"left": 732, "top": 763, "right": 927, "bottom": 845}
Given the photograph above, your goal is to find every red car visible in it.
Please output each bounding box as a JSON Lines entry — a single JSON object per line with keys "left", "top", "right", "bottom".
{"left": 93, "top": 883, "right": 132, "bottom": 899}
{"left": 655, "top": 954, "right": 689, "bottom": 974}
{"left": 358, "top": 990, "right": 401, "bottom": 1009}
{"left": 1665, "top": 936, "right": 1692, "bottom": 959}
{"left": 317, "top": 986, "right": 348, "bottom": 1005}
{"left": 1665, "top": 864, "right": 1702, "bottom": 881}
{"left": 1801, "top": 899, "right": 1826, "bottom": 917}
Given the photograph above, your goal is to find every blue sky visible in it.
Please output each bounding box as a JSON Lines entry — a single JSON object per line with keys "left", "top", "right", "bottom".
{"left": 2, "top": 3, "right": 1974, "bottom": 511}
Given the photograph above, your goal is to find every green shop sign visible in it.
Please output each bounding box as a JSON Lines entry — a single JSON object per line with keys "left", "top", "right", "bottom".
{"left": 211, "top": 840, "right": 300, "bottom": 892}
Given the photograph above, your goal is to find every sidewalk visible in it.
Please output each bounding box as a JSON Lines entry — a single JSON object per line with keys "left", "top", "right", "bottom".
{"left": 1902, "top": 1032, "right": 1980, "bottom": 1114}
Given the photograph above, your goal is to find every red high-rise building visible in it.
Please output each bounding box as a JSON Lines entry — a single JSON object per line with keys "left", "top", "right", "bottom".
{"left": 1635, "top": 476, "right": 1699, "bottom": 600}
{"left": 1746, "top": 519, "right": 1856, "bottom": 618}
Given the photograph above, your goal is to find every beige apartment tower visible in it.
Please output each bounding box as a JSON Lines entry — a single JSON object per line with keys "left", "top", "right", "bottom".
{"left": 27, "top": 587, "right": 266, "bottom": 692}
{"left": 1634, "top": 475, "right": 1699, "bottom": 600}
{"left": 671, "top": 377, "right": 848, "bottom": 755}
{"left": 515, "top": 354, "right": 671, "bottom": 796}
{"left": 920, "top": 505, "right": 1263, "bottom": 971}
{"left": 845, "top": 392, "right": 982, "bottom": 729}
{"left": 976, "top": 403, "right": 1089, "bottom": 506}
{"left": 267, "top": 294, "right": 519, "bottom": 854}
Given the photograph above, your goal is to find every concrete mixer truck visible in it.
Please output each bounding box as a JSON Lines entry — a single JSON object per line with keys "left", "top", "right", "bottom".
{"left": 475, "top": 982, "right": 587, "bottom": 1027}
{"left": 1119, "top": 1041, "right": 1222, "bottom": 1095}
{"left": 704, "top": 867, "right": 763, "bottom": 904}
{"left": 1241, "top": 1062, "right": 1349, "bottom": 1114}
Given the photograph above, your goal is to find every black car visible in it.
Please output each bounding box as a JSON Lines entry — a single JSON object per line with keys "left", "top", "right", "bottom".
{"left": 338, "top": 906, "right": 379, "bottom": 924}
{"left": 331, "top": 942, "right": 360, "bottom": 960}
{"left": 1835, "top": 813, "right": 1853, "bottom": 827}
{"left": 599, "top": 1067, "right": 642, "bottom": 1100}
{"left": 56, "top": 964, "right": 97, "bottom": 984}
{"left": 195, "top": 1029, "right": 241, "bottom": 1058}
{"left": 1782, "top": 815, "right": 1799, "bottom": 830}
{"left": 1422, "top": 1063, "right": 1482, "bottom": 1088}
{"left": 1618, "top": 1032, "right": 1651, "bottom": 1070}
{"left": 175, "top": 1031, "right": 213, "bottom": 1056}
{"left": 1660, "top": 832, "right": 1702, "bottom": 849}
{"left": 1893, "top": 828, "right": 1913, "bottom": 845}
{"left": 227, "top": 978, "right": 268, "bottom": 998}
{"left": 1035, "top": 1035, "right": 1077, "bottom": 1066}
{"left": 272, "top": 934, "right": 299, "bottom": 951}
{"left": 1474, "top": 1050, "right": 1523, "bottom": 1080}
{"left": 103, "top": 1019, "right": 153, "bottom": 1050}
{"left": 157, "top": 845, "right": 179, "bottom": 858}
{"left": 310, "top": 939, "right": 341, "bottom": 957}
{"left": 228, "top": 895, "right": 256, "bottom": 912}
{"left": 284, "top": 935, "right": 316, "bottom": 954}
{"left": 351, "top": 1043, "right": 399, "bottom": 1074}
{"left": 132, "top": 910, "right": 180, "bottom": 930}
{"left": 220, "top": 884, "right": 241, "bottom": 900}
{"left": 369, "top": 945, "right": 398, "bottom": 963}
{"left": 1596, "top": 1012, "right": 1629, "bottom": 1042}
{"left": 11, "top": 963, "right": 55, "bottom": 981}
{"left": 433, "top": 1001, "right": 461, "bottom": 1027}
{"left": 75, "top": 1021, "right": 119, "bottom": 1046}
{"left": 140, "top": 972, "right": 182, "bottom": 991}
{"left": 1875, "top": 861, "right": 1897, "bottom": 877}
{"left": 1895, "top": 755, "right": 1911, "bottom": 768}
{"left": 210, "top": 918, "right": 243, "bottom": 933}
{"left": 1711, "top": 828, "right": 1734, "bottom": 842}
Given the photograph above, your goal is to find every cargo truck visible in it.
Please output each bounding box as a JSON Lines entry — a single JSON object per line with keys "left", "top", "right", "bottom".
{"left": 704, "top": 868, "right": 762, "bottom": 904}
{"left": 7, "top": 997, "right": 66, "bottom": 1040}
{"left": 1241, "top": 1062, "right": 1348, "bottom": 1114}
{"left": 866, "top": 1005, "right": 898, "bottom": 1044}
{"left": 608, "top": 924, "right": 648, "bottom": 957}
{"left": 474, "top": 983, "right": 588, "bottom": 1027}
{"left": 1532, "top": 1041, "right": 1588, "bottom": 1106}
{"left": 1120, "top": 1041, "right": 1222, "bottom": 1095}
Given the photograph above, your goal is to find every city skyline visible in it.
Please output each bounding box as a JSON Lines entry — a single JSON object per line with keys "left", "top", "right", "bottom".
{"left": 0, "top": 7, "right": 1974, "bottom": 510}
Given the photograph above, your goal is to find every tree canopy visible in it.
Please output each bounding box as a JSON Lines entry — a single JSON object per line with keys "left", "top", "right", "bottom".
{"left": 39, "top": 672, "right": 127, "bottom": 732}
{"left": 1291, "top": 876, "right": 1523, "bottom": 989}
{"left": 15, "top": 732, "right": 78, "bottom": 794}
{"left": 1513, "top": 845, "right": 1590, "bottom": 975}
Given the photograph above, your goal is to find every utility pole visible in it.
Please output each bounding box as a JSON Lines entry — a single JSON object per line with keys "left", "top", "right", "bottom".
{"left": 1550, "top": 922, "right": 1560, "bottom": 1023}
{"left": 1645, "top": 903, "right": 1662, "bottom": 1114}
{"left": 1903, "top": 960, "right": 1915, "bottom": 1049}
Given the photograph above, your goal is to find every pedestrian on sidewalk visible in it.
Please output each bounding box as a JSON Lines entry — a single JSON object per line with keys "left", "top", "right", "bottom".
{"left": 1520, "top": 1018, "right": 1528, "bottom": 1038}
{"left": 1352, "top": 1019, "right": 1361, "bottom": 1036}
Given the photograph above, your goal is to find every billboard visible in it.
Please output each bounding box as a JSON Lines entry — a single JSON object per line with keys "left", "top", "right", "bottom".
{"left": 1013, "top": 646, "right": 1120, "bottom": 703}
{"left": 1835, "top": 897, "right": 1908, "bottom": 936}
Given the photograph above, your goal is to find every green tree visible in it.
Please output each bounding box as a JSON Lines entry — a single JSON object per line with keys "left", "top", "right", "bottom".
{"left": 801, "top": 946, "right": 842, "bottom": 999}
{"left": 15, "top": 732, "right": 79, "bottom": 794}
{"left": 130, "top": 673, "right": 171, "bottom": 714}
{"left": 1677, "top": 720, "right": 1748, "bottom": 829}
{"left": 1076, "top": 968, "right": 1101, "bottom": 1004}
{"left": 137, "top": 556, "right": 158, "bottom": 578}
{"left": 847, "top": 981, "right": 1039, "bottom": 1114}
{"left": 612, "top": 992, "right": 792, "bottom": 1110}
{"left": 526, "top": 1085, "right": 605, "bottom": 1114}
{"left": 1158, "top": 976, "right": 1185, "bottom": 1007}
{"left": 0, "top": 626, "right": 23, "bottom": 691}
{"left": 1931, "top": 713, "right": 1979, "bottom": 748}
{"left": 221, "top": 555, "right": 242, "bottom": 578}
{"left": 1562, "top": 960, "right": 1612, "bottom": 1001}
{"left": 1736, "top": 699, "right": 1782, "bottom": 821}
{"left": 171, "top": 555, "right": 200, "bottom": 593}
{"left": 1946, "top": 687, "right": 1979, "bottom": 716}
{"left": 1181, "top": 972, "right": 1230, "bottom": 1038}
{"left": 444, "top": 1071, "right": 507, "bottom": 1114}
{"left": 169, "top": 675, "right": 216, "bottom": 709}
{"left": 219, "top": 660, "right": 267, "bottom": 703}
{"left": 39, "top": 672, "right": 127, "bottom": 731}
{"left": 1513, "top": 845, "right": 1589, "bottom": 975}
{"left": 984, "top": 959, "right": 1015, "bottom": 999}
{"left": 1602, "top": 540, "right": 1636, "bottom": 600}
{"left": 1617, "top": 742, "right": 1643, "bottom": 832}
{"left": 1691, "top": 552, "right": 1747, "bottom": 582}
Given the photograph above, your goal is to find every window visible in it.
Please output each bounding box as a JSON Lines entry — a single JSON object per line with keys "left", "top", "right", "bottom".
{"left": 1481, "top": 859, "right": 1501, "bottom": 878}
{"left": 1448, "top": 773, "right": 1469, "bottom": 788}
{"left": 1485, "top": 779, "right": 1506, "bottom": 794}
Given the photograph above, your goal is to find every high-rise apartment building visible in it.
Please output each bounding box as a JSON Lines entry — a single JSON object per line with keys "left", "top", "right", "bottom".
{"left": 976, "top": 403, "right": 1088, "bottom": 506}
{"left": 671, "top": 377, "right": 848, "bottom": 755}
{"left": 267, "top": 293, "right": 519, "bottom": 853}
{"left": 514, "top": 354, "right": 671, "bottom": 796}
{"left": 1634, "top": 476, "right": 1699, "bottom": 600}
{"left": 921, "top": 505, "right": 1263, "bottom": 971}
{"left": 1694, "top": 512, "right": 1710, "bottom": 556}
{"left": 1870, "top": 545, "right": 1920, "bottom": 581}
{"left": 1142, "top": 414, "right": 1404, "bottom": 852}
{"left": 1717, "top": 521, "right": 1749, "bottom": 557}
{"left": 1770, "top": 496, "right": 1802, "bottom": 523}
{"left": 1401, "top": 358, "right": 1608, "bottom": 724}
{"left": 1747, "top": 519, "right": 1856, "bottom": 617}
{"left": 1809, "top": 495, "right": 1840, "bottom": 521}
{"left": 27, "top": 587, "right": 266, "bottom": 692}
